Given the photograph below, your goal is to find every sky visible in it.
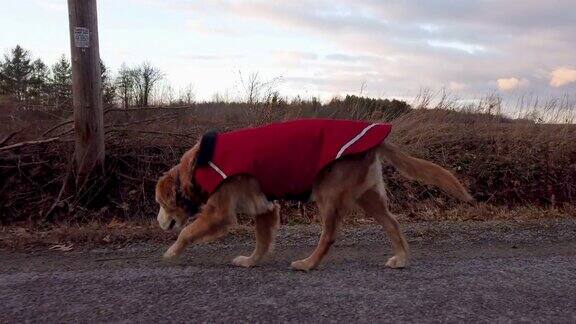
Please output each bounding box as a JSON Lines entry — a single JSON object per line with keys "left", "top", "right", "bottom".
{"left": 1, "top": 0, "right": 575, "bottom": 101}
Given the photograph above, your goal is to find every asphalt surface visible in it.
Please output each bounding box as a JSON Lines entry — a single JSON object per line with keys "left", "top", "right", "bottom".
{"left": 1, "top": 219, "right": 576, "bottom": 323}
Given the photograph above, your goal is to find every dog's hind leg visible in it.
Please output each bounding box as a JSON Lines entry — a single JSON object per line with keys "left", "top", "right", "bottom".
{"left": 291, "top": 200, "right": 344, "bottom": 271}
{"left": 357, "top": 186, "right": 409, "bottom": 268}
{"left": 232, "top": 204, "right": 280, "bottom": 268}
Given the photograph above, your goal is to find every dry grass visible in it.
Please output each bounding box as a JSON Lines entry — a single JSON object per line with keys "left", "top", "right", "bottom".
{"left": 389, "top": 108, "right": 576, "bottom": 206}
{"left": 1, "top": 93, "right": 575, "bottom": 228}
{"left": 0, "top": 219, "right": 172, "bottom": 250}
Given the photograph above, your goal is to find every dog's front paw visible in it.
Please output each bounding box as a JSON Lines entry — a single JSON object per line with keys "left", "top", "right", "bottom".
{"left": 290, "top": 259, "right": 315, "bottom": 272}
{"left": 163, "top": 244, "right": 182, "bottom": 260}
{"left": 385, "top": 255, "right": 407, "bottom": 269}
{"left": 232, "top": 255, "right": 256, "bottom": 268}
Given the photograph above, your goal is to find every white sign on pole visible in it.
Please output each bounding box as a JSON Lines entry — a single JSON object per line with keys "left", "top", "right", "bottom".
{"left": 74, "top": 27, "right": 90, "bottom": 48}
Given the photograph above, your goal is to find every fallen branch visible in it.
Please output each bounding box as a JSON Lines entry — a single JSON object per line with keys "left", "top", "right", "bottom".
{"left": 105, "top": 128, "right": 192, "bottom": 136}
{"left": 0, "top": 160, "right": 49, "bottom": 169}
{"left": 104, "top": 105, "right": 193, "bottom": 113}
{"left": 53, "top": 128, "right": 75, "bottom": 138}
{"left": 0, "top": 137, "right": 60, "bottom": 152}
{"left": 45, "top": 159, "right": 75, "bottom": 221}
{"left": 41, "top": 119, "right": 74, "bottom": 137}
{"left": 0, "top": 129, "right": 22, "bottom": 146}
{"left": 106, "top": 114, "right": 177, "bottom": 128}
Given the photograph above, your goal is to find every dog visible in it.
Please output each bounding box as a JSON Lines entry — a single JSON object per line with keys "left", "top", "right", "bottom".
{"left": 155, "top": 119, "right": 473, "bottom": 271}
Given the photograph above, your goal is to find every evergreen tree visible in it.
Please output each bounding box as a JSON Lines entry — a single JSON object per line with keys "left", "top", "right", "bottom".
{"left": 0, "top": 45, "right": 34, "bottom": 101}
{"left": 50, "top": 55, "right": 72, "bottom": 110}
{"left": 29, "top": 59, "right": 50, "bottom": 104}
{"left": 100, "top": 60, "right": 116, "bottom": 108}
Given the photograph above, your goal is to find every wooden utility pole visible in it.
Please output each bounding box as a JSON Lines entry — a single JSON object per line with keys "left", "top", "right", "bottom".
{"left": 67, "top": 0, "right": 105, "bottom": 176}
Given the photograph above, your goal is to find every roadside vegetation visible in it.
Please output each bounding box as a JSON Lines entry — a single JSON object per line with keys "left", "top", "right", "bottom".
{"left": 1, "top": 45, "right": 575, "bottom": 236}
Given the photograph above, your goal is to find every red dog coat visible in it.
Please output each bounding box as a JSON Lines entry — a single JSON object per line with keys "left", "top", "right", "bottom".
{"left": 193, "top": 119, "right": 392, "bottom": 200}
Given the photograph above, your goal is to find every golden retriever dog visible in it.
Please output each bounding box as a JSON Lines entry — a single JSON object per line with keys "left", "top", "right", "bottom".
{"left": 156, "top": 120, "right": 473, "bottom": 271}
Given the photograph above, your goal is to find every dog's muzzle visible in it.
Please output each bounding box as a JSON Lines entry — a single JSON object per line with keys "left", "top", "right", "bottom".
{"left": 157, "top": 207, "right": 175, "bottom": 231}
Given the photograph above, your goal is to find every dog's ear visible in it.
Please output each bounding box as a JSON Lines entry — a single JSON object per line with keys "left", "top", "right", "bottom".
{"left": 156, "top": 166, "right": 178, "bottom": 208}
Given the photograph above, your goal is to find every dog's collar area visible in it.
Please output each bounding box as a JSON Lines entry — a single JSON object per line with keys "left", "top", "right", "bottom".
{"left": 188, "top": 171, "right": 210, "bottom": 203}
{"left": 175, "top": 172, "right": 207, "bottom": 217}
{"left": 175, "top": 187, "right": 200, "bottom": 217}
{"left": 208, "top": 161, "right": 227, "bottom": 179}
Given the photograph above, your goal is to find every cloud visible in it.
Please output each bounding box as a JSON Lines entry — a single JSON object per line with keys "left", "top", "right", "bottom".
{"left": 185, "top": 19, "right": 239, "bottom": 36}
{"left": 426, "top": 40, "right": 486, "bottom": 54}
{"left": 324, "top": 54, "right": 379, "bottom": 63}
{"left": 35, "top": 0, "right": 66, "bottom": 12}
{"left": 129, "top": 0, "right": 576, "bottom": 98}
{"left": 181, "top": 54, "right": 244, "bottom": 61}
{"left": 550, "top": 67, "right": 576, "bottom": 87}
{"left": 449, "top": 82, "right": 467, "bottom": 91}
{"left": 497, "top": 78, "right": 530, "bottom": 91}
{"left": 274, "top": 51, "right": 318, "bottom": 62}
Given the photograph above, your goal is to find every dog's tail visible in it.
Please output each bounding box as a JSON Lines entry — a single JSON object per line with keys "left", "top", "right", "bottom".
{"left": 379, "top": 142, "right": 474, "bottom": 203}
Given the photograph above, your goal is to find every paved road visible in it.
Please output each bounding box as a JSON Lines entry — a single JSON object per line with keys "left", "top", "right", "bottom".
{"left": 1, "top": 219, "right": 576, "bottom": 323}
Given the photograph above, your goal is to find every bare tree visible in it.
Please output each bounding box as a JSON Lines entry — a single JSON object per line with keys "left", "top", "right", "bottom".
{"left": 133, "top": 62, "right": 163, "bottom": 107}
{"left": 115, "top": 63, "right": 135, "bottom": 109}
{"left": 178, "top": 83, "right": 195, "bottom": 104}
{"left": 244, "top": 71, "right": 261, "bottom": 104}
{"left": 238, "top": 71, "right": 283, "bottom": 104}
{"left": 153, "top": 81, "right": 175, "bottom": 105}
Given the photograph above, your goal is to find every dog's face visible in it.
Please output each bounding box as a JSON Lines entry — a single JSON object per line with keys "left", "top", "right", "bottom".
{"left": 155, "top": 147, "right": 202, "bottom": 231}
{"left": 155, "top": 166, "right": 188, "bottom": 231}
